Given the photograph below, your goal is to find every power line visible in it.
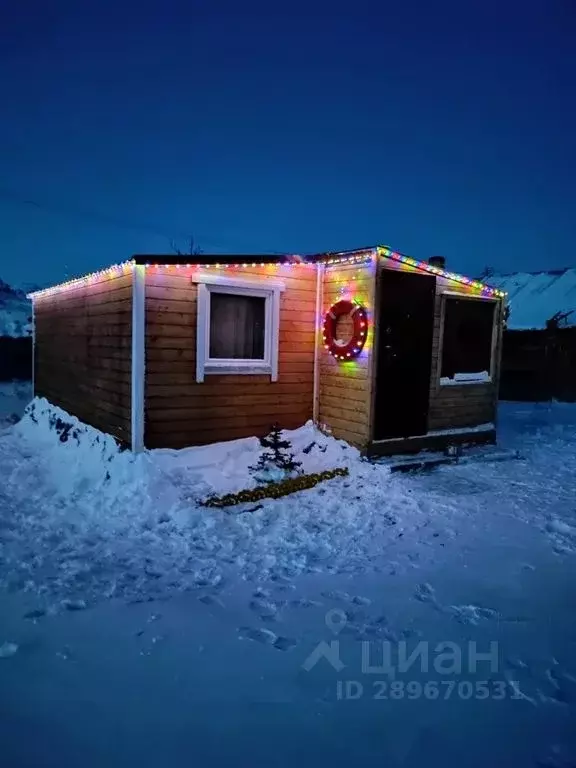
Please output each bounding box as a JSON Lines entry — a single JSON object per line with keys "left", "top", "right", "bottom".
{"left": 0, "top": 187, "right": 288, "bottom": 255}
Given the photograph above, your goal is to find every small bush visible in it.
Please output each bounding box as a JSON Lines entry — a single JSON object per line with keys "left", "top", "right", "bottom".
{"left": 249, "top": 423, "right": 302, "bottom": 483}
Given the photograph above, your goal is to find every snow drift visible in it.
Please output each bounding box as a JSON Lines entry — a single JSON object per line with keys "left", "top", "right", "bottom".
{"left": 0, "top": 398, "right": 402, "bottom": 604}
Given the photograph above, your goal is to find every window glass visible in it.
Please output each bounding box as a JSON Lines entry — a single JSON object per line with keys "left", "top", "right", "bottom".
{"left": 441, "top": 298, "right": 495, "bottom": 379}
{"left": 209, "top": 293, "right": 266, "bottom": 359}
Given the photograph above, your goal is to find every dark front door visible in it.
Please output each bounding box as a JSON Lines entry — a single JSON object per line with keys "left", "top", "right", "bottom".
{"left": 373, "top": 269, "right": 436, "bottom": 440}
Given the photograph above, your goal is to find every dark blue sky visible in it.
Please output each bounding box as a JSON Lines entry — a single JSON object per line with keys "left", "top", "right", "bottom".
{"left": 1, "top": 0, "right": 575, "bottom": 286}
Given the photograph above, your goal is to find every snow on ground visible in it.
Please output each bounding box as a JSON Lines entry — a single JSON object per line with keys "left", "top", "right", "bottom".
{"left": 0, "top": 397, "right": 411, "bottom": 601}
{"left": 1, "top": 396, "right": 576, "bottom": 766}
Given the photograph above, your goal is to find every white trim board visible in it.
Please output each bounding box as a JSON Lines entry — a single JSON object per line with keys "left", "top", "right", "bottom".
{"left": 441, "top": 291, "right": 498, "bottom": 301}
{"left": 31, "top": 301, "right": 36, "bottom": 396}
{"left": 312, "top": 263, "right": 324, "bottom": 424}
{"left": 192, "top": 273, "right": 286, "bottom": 291}
{"left": 131, "top": 264, "right": 145, "bottom": 452}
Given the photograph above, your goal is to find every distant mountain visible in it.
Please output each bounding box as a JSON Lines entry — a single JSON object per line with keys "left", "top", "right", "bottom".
{"left": 0, "top": 279, "right": 32, "bottom": 337}
{"left": 18, "top": 281, "right": 45, "bottom": 296}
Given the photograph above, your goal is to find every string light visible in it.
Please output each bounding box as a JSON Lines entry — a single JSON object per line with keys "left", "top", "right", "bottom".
{"left": 27, "top": 260, "right": 135, "bottom": 299}
{"left": 377, "top": 246, "right": 507, "bottom": 298}
{"left": 27, "top": 245, "right": 505, "bottom": 300}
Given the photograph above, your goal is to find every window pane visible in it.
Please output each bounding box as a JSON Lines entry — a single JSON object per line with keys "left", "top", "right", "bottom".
{"left": 441, "top": 299, "right": 495, "bottom": 379}
{"left": 209, "top": 293, "right": 266, "bottom": 359}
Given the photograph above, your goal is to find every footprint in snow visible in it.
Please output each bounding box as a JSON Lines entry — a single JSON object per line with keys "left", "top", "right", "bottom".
{"left": 61, "top": 599, "right": 87, "bottom": 612}
{"left": 321, "top": 590, "right": 371, "bottom": 606}
{"left": 321, "top": 590, "right": 352, "bottom": 602}
{"left": 414, "top": 583, "right": 437, "bottom": 604}
{"left": 23, "top": 608, "right": 46, "bottom": 621}
{"left": 351, "top": 595, "right": 372, "bottom": 606}
{"left": 250, "top": 598, "right": 285, "bottom": 622}
{"left": 289, "top": 598, "right": 323, "bottom": 609}
{"left": 238, "top": 627, "right": 298, "bottom": 651}
{"left": 505, "top": 656, "right": 530, "bottom": 672}
{"left": 274, "top": 636, "right": 298, "bottom": 652}
{"left": 238, "top": 626, "right": 277, "bottom": 645}
{"left": 446, "top": 604, "right": 499, "bottom": 625}
{"left": 269, "top": 573, "right": 294, "bottom": 586}
{"left": 198, "top": 594, "right": 225, "bottom": 608}
{"left": 541, "top": 666, "right": 576, "bottom": 704}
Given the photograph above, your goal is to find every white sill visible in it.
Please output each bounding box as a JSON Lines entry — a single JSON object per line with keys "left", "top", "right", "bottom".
{"left": 439, "top": 377, "right": 492, "bottom": 387}
{"left": 204, "top": 362, "right": 272, "bottom": 376}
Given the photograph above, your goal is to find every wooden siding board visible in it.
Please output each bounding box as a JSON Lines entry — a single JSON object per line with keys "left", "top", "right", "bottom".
{"left": 314, "top": 258, "right": 504, "bottom": 450}
{"left": 144, "top": 265, "right": 317, "bottom": 449}
{"left": 33, "top": 269, "right": 133, "bottom": 442}
{"left": 317, "top": 262, "right": 375, "bottom": 449}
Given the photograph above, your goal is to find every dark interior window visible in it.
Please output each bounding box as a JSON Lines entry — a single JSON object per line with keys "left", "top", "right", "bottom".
{"left": 209, "top": 292, "right": 266, "bottom": 359}
{"left": 441, "top": 298, "right": 495, "bottom": 379}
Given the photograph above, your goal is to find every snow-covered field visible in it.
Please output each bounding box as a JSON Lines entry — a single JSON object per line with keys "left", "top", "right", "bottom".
{"left": 1, "top": 383, "right": 576, "bottom": 767}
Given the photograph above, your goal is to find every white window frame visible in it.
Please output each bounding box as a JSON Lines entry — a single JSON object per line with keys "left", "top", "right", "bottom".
{"left": 194, "top": 273, "right": 285, "bottom": 383}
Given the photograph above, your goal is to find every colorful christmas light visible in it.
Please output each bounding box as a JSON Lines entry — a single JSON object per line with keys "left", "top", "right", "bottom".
{"left": 27, "top": 245, "right": 505, "bottom": 300}
{"left": 376, "top": 246, "right": 506, "bottom": 298}
{"left": 26, "top": 261, "right": 134, "bottom": 299}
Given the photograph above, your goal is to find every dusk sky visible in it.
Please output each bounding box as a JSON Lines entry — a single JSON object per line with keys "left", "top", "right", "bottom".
{"left": 1, "top": 0, "right": 575, "bottom": 287}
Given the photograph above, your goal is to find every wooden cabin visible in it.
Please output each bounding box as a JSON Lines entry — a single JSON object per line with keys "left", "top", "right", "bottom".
{"left": 28, "top": 247, "right": 506, "bottom": 456}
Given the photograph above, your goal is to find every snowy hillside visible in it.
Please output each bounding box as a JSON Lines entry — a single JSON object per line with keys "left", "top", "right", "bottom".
{"left": 0, "top": 278, "right": 32, "bottom": 337}
{"left": 490, "top": 268, "right": 576, "bottom": 330}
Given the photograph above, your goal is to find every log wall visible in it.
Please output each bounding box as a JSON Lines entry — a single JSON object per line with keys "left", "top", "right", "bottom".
{"left": 144, "top": 264, "right": 317, "bottom": 448}
{"left": 33, "top": 268, "right": 133, "bottom": 443}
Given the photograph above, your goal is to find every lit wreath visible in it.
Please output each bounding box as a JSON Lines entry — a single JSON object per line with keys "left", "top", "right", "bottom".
{"left": 322, "top": 300, "right": 368, "bottom": 360}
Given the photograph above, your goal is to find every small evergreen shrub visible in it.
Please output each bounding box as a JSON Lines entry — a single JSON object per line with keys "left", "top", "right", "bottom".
{"left": 249, "top": 423, "right": 302, "bottom": 484}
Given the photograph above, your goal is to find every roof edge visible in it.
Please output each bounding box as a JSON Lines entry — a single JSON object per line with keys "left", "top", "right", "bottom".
{"left": 27, "top": 244, "right": 506, "bottom": 299}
